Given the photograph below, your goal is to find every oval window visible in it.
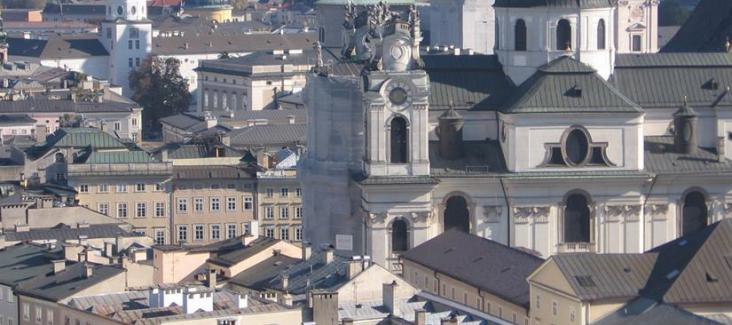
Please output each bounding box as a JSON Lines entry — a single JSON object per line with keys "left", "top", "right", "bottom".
{"left": 117, "top": 5, "right": 123, "bottom": 15}
{"left": 131, "top": 6, "right": 137, "bottom": 15}
{"left": 565, "top": 129, "right": 589, "bottom": 165}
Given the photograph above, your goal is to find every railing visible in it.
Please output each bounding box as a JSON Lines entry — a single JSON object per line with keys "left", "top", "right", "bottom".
{"left": 557, "top": 242, "right": 596, "bottom": 253}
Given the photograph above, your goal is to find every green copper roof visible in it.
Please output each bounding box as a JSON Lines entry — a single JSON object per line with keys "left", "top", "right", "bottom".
{"left": 48, "top": 128, "right": 127, "bottom": 149}
{"left": 85, "top": 151, "right": 155, "bottom": 164}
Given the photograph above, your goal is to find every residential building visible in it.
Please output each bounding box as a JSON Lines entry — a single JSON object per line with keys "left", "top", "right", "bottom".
{"left": 195, "top": 49, "right": 315, "bottom": 112}
{"left": 170, "top": 165, "right": 257, "bottom": 244}
{"left": 257, "top": 148, "right": 303, "bottom": 242}
{"left": 401, "top": 230, "right": 544, "bottom": 324}
{"left": 301, "top": 0, "right": 732, "bottom": 271}
{"left": 159, "top": 112, "right": 229, "bottom": 143}
{"left": 528, "top": 219, "right": 732, "bottom": 325}
{"left": 0, "top": 244, "right": 60, "bottom": 325}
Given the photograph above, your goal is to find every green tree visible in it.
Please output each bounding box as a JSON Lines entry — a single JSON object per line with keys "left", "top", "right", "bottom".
{"left": 129, "top": 56, "right": 191, "bottom": 139}
{"left": 659, "top": 0, "right": 692, "bottom": 26}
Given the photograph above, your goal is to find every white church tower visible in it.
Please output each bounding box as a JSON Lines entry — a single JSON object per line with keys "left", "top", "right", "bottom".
{"left": 494, "top": 0, "right": 616, "bottom": 85}
{"left": 100, "top": 0, "right": 152, "bottom": 94}
{"left": 429, "top": 0, "right": 495, "bottom": 54}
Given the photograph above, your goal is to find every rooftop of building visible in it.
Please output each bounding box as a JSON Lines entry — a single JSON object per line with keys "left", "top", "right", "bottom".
{"left": 2, "top": 223, "right": 136, "bottom": 243}
{"left": 227, "top": 123, "right": 306, "bottom": 148}
{"left": 401, "top": 230, "right": 544, "bottom": 308}
{"left": 0, "top": 243, "right": 61, "bottom": 288}
{"left": 662, "top": 0, "right": 732, "bottom": 53}
{"left": 196, "top": 49, "right": 317, "bottom": 76}
{"left": 16, "top": 262, "right": 125, "bottom": 302}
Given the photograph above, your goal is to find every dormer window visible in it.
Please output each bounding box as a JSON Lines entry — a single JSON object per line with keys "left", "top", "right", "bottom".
{"left": 541, "top": 126, "right": 615, "bottom": 167}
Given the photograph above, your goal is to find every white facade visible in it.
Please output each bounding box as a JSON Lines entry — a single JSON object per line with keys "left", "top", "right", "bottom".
{"left": 615, "top": 0, "right": 659, "bottom": 53}
{"left": 429, "top": 0, "right": 495, "bottom": 54}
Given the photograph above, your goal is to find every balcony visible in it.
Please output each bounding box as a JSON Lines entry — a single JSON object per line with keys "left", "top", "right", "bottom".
{"left": 557, "top": 242, "right": 596, "bottom": 253}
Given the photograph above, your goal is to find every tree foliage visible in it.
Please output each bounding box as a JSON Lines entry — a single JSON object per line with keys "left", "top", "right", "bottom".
{"left": 129, "top": 56, "right": 191, "bottom": 138}
{"left": 659, "top": 0, "right": 692, "bottom": 26}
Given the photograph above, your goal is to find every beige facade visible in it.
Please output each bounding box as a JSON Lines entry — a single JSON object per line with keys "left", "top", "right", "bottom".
{"left": 256, "top": 169, "right": 303, "bottom": 242}
{"left": 153, "top": 247, "right": 211, "bottom": 284}
{"left": 208, "top": 239, "right": 301, "bottom": 278}
{"left": 71, "top": 174, "right": 172, "bottom": 245}
{"left": 171, "top": 168, "right": 257, "bottom": 245}
{"left": 402, "top": 259, "right": 530, "bottom": 325}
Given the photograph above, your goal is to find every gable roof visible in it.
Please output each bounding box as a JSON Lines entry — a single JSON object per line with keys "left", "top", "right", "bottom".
{"left": 43, "top": 128, "right": 127, "bottom": 149}
{"left": 4, "top": 224, "right": 134, "bottom": 242}
{"left": 401, "top": 230, "right": 544, "bottom": 308}
{"left": 661, "top": 0, "right": 732, "bottom": 53}
{"left": 16, "top": 262, "right": 125, "bottom": 302}
{"left": 206, "top": 237, "right": 281, "bottom": 267}
{"left": 228, "top": 123, "right": 306, "bottom": 147}
{"left": 501, "top": 56, "right": 642, "bottom": 114}
{"left": 8, "top": 35, "right": 108, "bottom": 59}
{"left": 151, "top": 32, "right": 317, "bottom": 56}
{"left": 592, "top": 297, "right": 721, "bottom": 325}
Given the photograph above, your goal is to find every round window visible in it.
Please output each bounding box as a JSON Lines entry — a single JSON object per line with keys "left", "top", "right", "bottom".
{"left": 131, "top": 6, "right": 137, "bottom": 15}
{"left": 389, "top": 87, "right": 408, "bottom": 106}
{"left": 564, "top": 128, "right": 589, "bottom": 165}
{"left": 117, "top": 5, "right": 124, "bottom": 15}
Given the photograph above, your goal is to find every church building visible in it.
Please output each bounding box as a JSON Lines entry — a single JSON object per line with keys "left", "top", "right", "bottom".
{"left": 300, "top": 0, "right": 732, "bottom": 272}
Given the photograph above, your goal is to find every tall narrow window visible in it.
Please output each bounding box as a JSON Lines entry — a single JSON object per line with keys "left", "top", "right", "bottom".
{"left": 391, "top": 219, "right": 408, "bottom": 253}
{"left": 597, "top": 19, "right": 606, "bottom": 50}
{"left": 557, "top": 19, "right": 572, "bottom": 51}
{"left": 632, "top": 35, "right": 642, "bottom": 52}
{"left": 515, "top": 19, "right": 527, "bottom": 51}
{"left": 390, "top": 117, "right": 408, "bottom": 163}
{"left": 564, "top": 193, "right": 591, "bottom": 243}
{"left": 682, "top": 191, "right": 708, "bottom": 235}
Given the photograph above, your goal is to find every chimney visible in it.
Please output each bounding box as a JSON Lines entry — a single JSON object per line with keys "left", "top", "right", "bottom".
{"left": 279, "top": 292, "right": 293, "bottom": 306}
{"left": 718, "top": 136, "right": 726, "bottom": 162}
{"left": 383, "top": 281, "right": 398, "bottom": 316}
{"left": 288, "top": 115, "right": 295, "bottom": 124}
{"left": 77, "top": 252, "right": 86, "bottom": 263}
{"left": 673, "top": 97, "right": 698, "bottom": 154}
{"left": 324, "top": 247, "right": 334, "bottom": 264}
{"left": 84, "top": 264, "right": 94, "bottom": 278}
{"left": 437, "top": 106, "right": 465, "bottom": 160}
{"left": 78, "top": 235, "right": 88, "bottom": 246}
{"left": 248, "top": 220, "right": 259, "bottom": 237}
{"left": 441, "top": 314, "right": 459, "bottom": 325}
{"left": 346, "top": 257, "right": 363, "bottom": 280}
{"left": 52, "top": 260, "right": 66, "bottom": 274}
{"left": 208, "top": 269, "right": 217, "bottom": 289}
{"left": 242, "top": 234, "right": 257, "bottom": 246}
{"left": 415, "top": 309, "right": 427, "bottom": 325}
{"left": 281, "top": 274, "right": 289, "bottom": 291}
{"left": 302, "top": 242, "right": 312, "bottom": 260}
{"left": 236, "top": 293, "right": 248, "bottom": 309}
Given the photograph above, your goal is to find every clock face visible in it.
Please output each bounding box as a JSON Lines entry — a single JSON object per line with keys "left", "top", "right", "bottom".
{"left": 384, "top": 80, "right": 413, "bottom": 111}
{"left": 390, "top": 46, "right": 404, "bottom": 60}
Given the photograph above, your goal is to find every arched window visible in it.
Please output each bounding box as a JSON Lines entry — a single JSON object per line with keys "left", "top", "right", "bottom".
{"left": 597, "top": 19, "right": 606, "bottom": 50}
{"left": 444, "top": 196, "right": 470, "bottom": 233}
{"left": 515, "top": 19, "right": 527, "bottom": 51}
{"left": 682, "top": 191, "right": 708, "bottom": 235}
{"left": 557, "top": 19, "right": 572, "bottom": 51}
{"left": 390, "top": 117, "right": 408, "bottom": 163}
{"left": 391, "top": 219, "right": 408, "bottom": 253}
{"left": 564, "top": 193, "right": 591, "bottom": 243}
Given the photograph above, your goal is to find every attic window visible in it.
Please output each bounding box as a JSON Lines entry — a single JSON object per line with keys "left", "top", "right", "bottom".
{"left": 706, "top": 272, "right": 719, "bottom": 283}
{"left": 704, "top": 78, "right": 720, "bottom": 90}
{"left": 575, "top": 275, "right": 596, "bottom": 287}
{"left": 567, "top": 85, "right": 582, "bottom": 98}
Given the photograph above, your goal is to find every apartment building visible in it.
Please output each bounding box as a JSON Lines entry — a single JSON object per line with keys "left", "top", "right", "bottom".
{"left": 256, "top": 149, "right": 302, "bottom": 242}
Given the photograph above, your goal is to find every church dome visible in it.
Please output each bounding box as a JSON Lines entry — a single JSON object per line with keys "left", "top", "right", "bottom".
{"left": 494, "top": 0, "right": 615, "bottom": 8}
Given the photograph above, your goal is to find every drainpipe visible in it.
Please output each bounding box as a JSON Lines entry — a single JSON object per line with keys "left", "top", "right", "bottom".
{"left": 500, "top": 178, "right": 511, "bottom": 246}
{"left": 641, "top": 175, "right": 658, "bottom": 251}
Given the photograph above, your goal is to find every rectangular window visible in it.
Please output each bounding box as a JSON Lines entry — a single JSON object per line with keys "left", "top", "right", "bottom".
{"left": 132, "top": 118, "right": 138, "bottom": 127}
{"left": 295, "top": 206, "right": 303, "bottom": 219}
{"left": 129, "top": 27, "right": 139, "bottom": 38}
{"left": 295, "top": 226, "right": 303, "bottom": 241}
{"left": 35, "top": 308, "right": 41, "bottom": 323}
{"left": 280, "top": 227, "right": 289, "bottom": 240}
{"left": 128, "top": 40, "right": 133, "bottom": 49}
{"left": 226, "top": 224, "right": 237, "bottom": 239}
{"left": 265, "top": 206, "right": 274, "bottom": 219}
{"left": 210, "top": 197, "right": 220, "bottom": 212}
{"left": 46, "top": 309, "right": 53, "bottom": 325}
{"left": 22, "top": 304, "right": 29, "bottom": 320}
{"left": 211, "top": 224, "right": 221, "bottom": 241}
{"left": 194, "top": 225, "right": 204, "bottom": 241}
{"left": 106, "top": 28, "right": 112, "bottom": 39}
{"left": 117, "top": 184, "right": 127, "bottom": 192}
{"left": 296, "top": 188, "right": 302, "bottom": 197}
{"left": 98, "top": 184, "right": 108, "bottom": 193}
{"left": 194, "top": 197, "right": 204, "bottom": 212}
{"left": 79, "top": 184, "right": 89, "bottom": 193}
{"left": 136, "top": 203, "right": 146, "bottom": 218}
{"left": 226, "top": 197, "right": 236, "bottom": 211}
{"left": 266, "top": 188, "right": 274, "bottom": 198}
{"left": 177, "top": 198, "right": 188, "bottom": 213}
{"left": 155, "top": 202, "right": 165, "bottom": 217}
{"left": 154, "top": 229, "right": 165, "bottom": 245}
{"left": 632, "top": 35, "right": 642, "bottom": 52}
{"left": 265, "top": 227, "right": 275, "bottom": 238}
{"left": 280, "top": 188, "right": 289, "bottom": 197}
{"left": 135, "top": 40, "right": 140, "bottom": 49}
{"left": 242, "top": 223, "right": 251, "bottom": 235}
{"left": 98, "top": 203, "right": 109, "bottom": 215}
{"left": 128, "top": 57, "right": 133, "bottom": 67}
{"left": 155, "top": 183, "right": 164, "bottom": 191}
{"left": 177, "top": 225, "right": 188, "bottom": 242}
{"left": 135, "top": 183, "right": 145, "bottom": 192}
{"left": 244, "top": 197, "right": 253, "bottom": 210}
{"left": 135, "top": 57, "right": 140, "bottom": 66}
{"left": 117, "top": 203, "right": 128, "bottom": 218}
{"left": 279, "top": 206, "right": 289, "bottom": 220}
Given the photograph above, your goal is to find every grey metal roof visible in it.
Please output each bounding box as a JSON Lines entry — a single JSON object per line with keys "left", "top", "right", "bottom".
{"left": 429, "top": 140, "right": 508, "bottom": 176}
{"left": 206, "top": 237, "right": 280, "bottom": 267}
{"left": 592, "top": 297, "right": 721, "bottom": 325}
{"left": 423, "top": 54, "right": 514, "bottom": 111}
{"left": 151, "top": 32, "right": 317, "bottom": 56}
{"left": 4, "top": 224, "right": 134, "bottom": 242}
{"left": 401, "top": 230, "right": 544, "bottom": 308}
{"left": 172, "top": 165, "right": 255, "bottom": 180}
{"left": 43, "top": 3, "right": 106, "bottom": 15}
{"left": 0, "top": 244, "right": 59, "bottom": 287}
{"left": 0, "top": 114, "right": 36, "bottom": 125}
{"left": 159, "top": 143, "right": 244, "bottom": 160}
{"left": 611, "top": 54, "right": 732, "bottom": 109}
{"left": 197, "top": 50, "right": 317, "bottom": 77}
{"left": 264, "top": 251, "right": 350, "bottom": 295}
{"left": 8, "top": 35, "right": 109, "bottom": 59}
{"left": 662, "top": 0, "right": 732, "bottom": 53}
{"left": 0, "top": 98, "right": 138, "bottom": 114}
{"left": 17, "top": 262, "right": 125, "bottom": 302}
{"left": 494, "top": 0, "right": 615, "bottom": 8}
{"left": 228, "top": 254, "right": 300, "bottom": 290}
{"left": 228, "top": 123, "right": 306, "bottom": 147}
{"left": 551, "top": 253, "right": 658, "bottom": 301}
{"left": 159, "top": 113, "right": 202, "bottom": 131}
{"left": 643, "top": 136, "right": 732, "bottom": 175}
{"left": 501, "top": 56, "right": 642, "bottom": 114}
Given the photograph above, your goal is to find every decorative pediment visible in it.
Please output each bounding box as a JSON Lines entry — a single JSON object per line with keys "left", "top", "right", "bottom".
{"left": 645, "top": 203, "right": 668, "bottom": 220}
{"left": 367, "top": 212, "right": 387, "bottom": 225}
{"left": 513, "top": 206, "right": 550, "bottom": 224}
{"left": 409, "top": 211, "right": 432, "bottom": 223}
{"left": 626, "top": 23, "right": 648, "bottom": 32}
